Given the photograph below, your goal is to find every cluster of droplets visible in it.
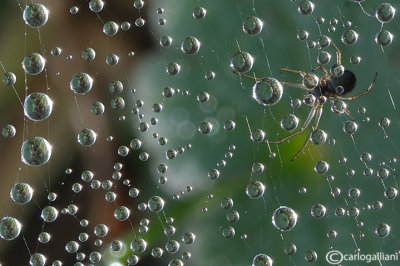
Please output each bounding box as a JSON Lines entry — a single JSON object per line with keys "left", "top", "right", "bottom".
{"left": 297, "top": 1, "right": 396, "bottom": 47}
{"left": 208, "top": 145, "right": 236, "bottom": 180}
{"left": 1, "top": 3, "right": 53, "bottom": 250}
{"left": 0, "top": 2, "right": 206, "bottom": 266}
{"left": 1, "top": 0, "right": 399, "bottom": 265}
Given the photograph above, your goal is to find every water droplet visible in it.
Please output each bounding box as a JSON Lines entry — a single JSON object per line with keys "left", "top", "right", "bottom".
{"left": 69, "top": 6, "right": 79, "bottom": 14}
{"left": 153, "top": 103, "right": 163, "bottom": 112}
{"left": 165, "top": 240, "right": 180, "bottom": 253}
{"left": 23, "top": 3, "right": 49, "bottom": 28}
{"left": 148, "top": 196, "right": 165, "bottom": 212}
{"left": 305, "top": 250, "right": 318, "bottom": 262}
{"left": 41, "top": 206, "right": 58, "bottom": 222}
{"left": 327, "top": 230, "right": 337, "bottom": 239}
{"left": 103, "top": 21, "right": 119, "bottom": 36}
{"left": 318, "top": 35, "right": 331, "bottom": 48}
{"left": 89, "top": 0, "right": 104, "bottom": 12}
{"left": 341, "top": 29, "right": 358, "bottom": 45}
{"left": 252, "top": 254, "right": 272, "bottom": 266}
{"left": 139, "top": 152, "right": 149, "bottom": 161}
{"left": 230, "top": 51, "right": 254, "bottom": 73}
{"left": 114, "top": 206, "right": 130, "bottom": 221}
{"left": 246, "top": 180, "right": 265, "bottom": 199}
{"left": 375, "top": 30, "right": 393, "bottom": 47}
{"left": 272, "top": 206, "right": 298, "bottom": 231}
{"left": 2, "top": 125, "right": 16, "bottom": 138}
{"left": 297, "top": 29, "right": 309, "bottom": 40}
{"left": 94, "top": 224, "right": 108, "bottom": 238}
{"left": 310, "top": 129, "right": 327, "bottom": 145}
{"left": 251, "top": 162, "right": 265, "bottom": 174}
{"left": 316, "top": 17, "right": 325, "bottom": 24}
{"left": 280, "top": 114, "right": 299, "bottom": 131}
{"left": 298, "top": 0, "right": 314, "bottom": 15}
{"left": 384, "top": 187, "right": 398, "bottom": 200}
{"left": 314, "top": 160, "right": 329, "bottom": 174}
{"left": 24, "top": 92, "right": 53, "bottom": 121}
{"left": 252, "top": 78, "right": 283, "bottom": 106}
{"left": 10, "top": 183, "right": 33, "bottom": 205}
{"left": 222, "top": 226, "right": 235, "bottom": 238}
{"left": 311, "top": 204, "right": 326, "bottom": 218}
{"left": 0, "top": 216, "right": 21, "bottom": 240}
{"left": 29, "top": 253, "right": 46, "bottom": 266}
{"left": 77, "top": 128, "right": 97, "bottom": 146}
{"left": 348, "top": 188, "right": 361, "bottom": 198}
{"left": 378, "top": 117, "right": 390, "bottom": 128}
{"left": 242, "top": 16, "right": 263, "bottom": 35}
{"left": 307, "top": 40, "right": 316, "bottom": 49}
{"left": 375, "top": 3, "right": 395, "bottom": 23}
{"left": 133, "top": 0, "right": 144, "bottom": 9}
{"left": 70, "top": 72, "right": 93, "bottom": 95}
{"left": 158, "top": 18, "right": 166, "bottom": 25}
{"left": 330, "top": 64, "right": 344, "bottom": 78}
{"left": 350, "top": 55, "right": 361, "bottom": 64}
{"left": 106, "top": 53, "right": 119, "bottom": 66}
{"left": 317, "top": 51, "right": 331, "bottom": 65}
{"left": 375, "top": 223, "right": 390, "bottom": 237}
{"left": 135, "top": 18, "right": 145, "bottom": 27}
{"left": 284, "top": 243, "right": 297, "bottom": 255}
{"left": 151, "top": 247, "right": 164, "bottom": 258}
{"left": 193, "top": 6, "right": 207, "bottom": 19}
{"left": 182, "top": 232, "right": 196, "bottom": 244}
{"left": 221, "top": 197, "right": 233, "bottom": 209}
{"left": 160, "top": 35, "right": 173, "bottom": 47}
{"left": 2, "top": 72, "right": 16, "bottom": 85}
{"left": 251, "top": 129, "right": 265, "bottom": 142}
{"left": 330, "top": 18, "right": 338, "bottom": 25}
{"left": 166, "top": 62, "right": 181, "bottom": 75}
{"left": 130, "top": 238, "right": 147, "bottom": 252}
{"left": 91, "top": 101, "right": 105, "bottom": 115}
{"left": 82, "top": 47, "right": 96, "bottom": 61}
{"left": 38, "top": 232, "right": 50, "bottom": 243}
{"left": 208, "top": 168, "right": 220, "bottom": 179}
{"left": 224, "top": 120, "right": 236, "bottom": 131}
{"left": 21, "top": 137, "right": 52, "bottom": 166}
{"left": 181, "top": 36, "right": 201, "bottom": 55}
{"left": 205, "top": 71, "right": 216, "bottom": 80}
{"left": 22, "top": 53, "right": 45, "bottom": 75}
{"left": 343, "top": 120, "right": 358, "bottom": 134}
{"left": 226, "top": 210, "right": 240, "bottom": 222}
{"left": 120, "top": 22, "right": 131, "bottom": 32}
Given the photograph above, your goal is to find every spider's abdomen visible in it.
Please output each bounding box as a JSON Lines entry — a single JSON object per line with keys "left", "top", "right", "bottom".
{"left": 327, "top": 70, "right": 357, "bottom": 95}
{"left": 311, "top": 85, "right": 327, "bottom": 98}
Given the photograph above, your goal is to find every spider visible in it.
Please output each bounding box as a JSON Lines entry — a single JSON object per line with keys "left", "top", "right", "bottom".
{"left": 236, "top": 42, "right": 378, "bottom": 161}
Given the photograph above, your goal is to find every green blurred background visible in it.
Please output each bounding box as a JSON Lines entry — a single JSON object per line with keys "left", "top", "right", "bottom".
{"left": 0, "top": 0, "right": 399, "bottom": 265}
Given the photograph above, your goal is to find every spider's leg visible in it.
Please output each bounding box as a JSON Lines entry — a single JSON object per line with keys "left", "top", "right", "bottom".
{"left": 233, "top": 71, "right": 262, "bottom": 82}
{"left": 331, "top": 41, "right": 342, "bottom": 65}
{"left": 335, "top": 72, "right": 378, "bottom": 101}
{"left": 280, "top": 67, "right": 307, "bottom": 76}
{"left": 267, "top": 103, "right": 319, "bottom": 144}
{"left": 328, "top": 98, "right": 354, "bottom": 121}
{"left": 291, "top": 105, "right": 324, "bottom": 161}
{"left": 312, "top": 65, "right": 329, "bottom": 75}
{"left": 344, "top": 109, "right": 354, "bottom": 121}
{"left": 280, "top": 81, "right": 310, "bottom": 91}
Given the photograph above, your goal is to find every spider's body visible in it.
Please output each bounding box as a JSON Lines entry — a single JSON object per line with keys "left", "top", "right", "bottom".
{"left": 312, "top": 69, "right": 356, "bottom": 98}
{"left": 235, "top": 41, "right": 377, "bottom": 161}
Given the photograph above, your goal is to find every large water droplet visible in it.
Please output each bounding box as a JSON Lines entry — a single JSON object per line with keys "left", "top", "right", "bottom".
{"left": 23, "top": 3, "right": 49, "bottom": 28}
{"left": 21, "top": 137, "right": 52, "bottom": 166}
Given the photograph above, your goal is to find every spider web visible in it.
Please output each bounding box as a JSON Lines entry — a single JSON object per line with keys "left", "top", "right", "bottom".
{"left": 0, "top": 0, "right": 399, "bottom": 265}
